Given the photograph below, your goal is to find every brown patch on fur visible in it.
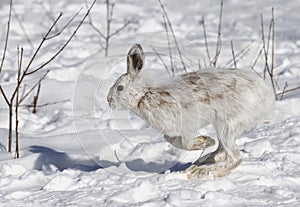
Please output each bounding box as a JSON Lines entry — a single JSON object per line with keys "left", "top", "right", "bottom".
{"left": 137, "top": 88, "right": 171, "bottom": 109}
{"left": 199, "top": 96, "right": 211, "bottom": 104}
{"left": 137, "top": 95, "right": 146, "bottom": 108}
{"left": 158, "top": 91, "right": 171, "bottom": 97}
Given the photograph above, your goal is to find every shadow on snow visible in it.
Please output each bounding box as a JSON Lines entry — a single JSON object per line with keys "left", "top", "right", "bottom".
{"left": 29, "top": 145, "right": 191, "bottom": 174}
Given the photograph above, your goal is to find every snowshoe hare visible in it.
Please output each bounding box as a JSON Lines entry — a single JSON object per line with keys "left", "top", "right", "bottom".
{"left": 107, "top": 44, "right": 275, "bottom": 179}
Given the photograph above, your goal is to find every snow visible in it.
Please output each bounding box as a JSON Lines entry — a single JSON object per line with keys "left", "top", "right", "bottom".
{"left": 0, "top": 0, "right": 300, "bottom": 206}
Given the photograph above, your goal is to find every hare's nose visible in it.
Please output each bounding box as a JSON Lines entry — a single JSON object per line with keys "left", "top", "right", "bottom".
{"left": 107, "top": 96, "right": 111, "bottom": 103}
{"left": 107, "top": 95, "right": 113, "bottom": 105}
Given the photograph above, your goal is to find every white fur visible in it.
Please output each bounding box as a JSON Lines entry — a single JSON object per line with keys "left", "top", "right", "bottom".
{"left": 107, "top": 44, "right": 275, "bottom": 178}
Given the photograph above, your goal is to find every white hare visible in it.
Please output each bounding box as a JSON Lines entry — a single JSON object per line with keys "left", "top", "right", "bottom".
{"left": 107, "top": 44, "right": 275, "bottom": 178}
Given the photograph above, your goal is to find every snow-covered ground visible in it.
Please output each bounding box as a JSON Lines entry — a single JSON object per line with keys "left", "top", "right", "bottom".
{"left": 0, "top": 0, "right": 299, "bottom": 206}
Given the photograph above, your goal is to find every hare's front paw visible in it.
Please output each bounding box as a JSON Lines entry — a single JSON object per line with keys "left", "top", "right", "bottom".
{"left": 190, "top": 135, "right": 215, "bottom": 150}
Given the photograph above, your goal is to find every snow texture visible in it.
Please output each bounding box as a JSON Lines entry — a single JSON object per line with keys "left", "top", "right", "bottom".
{"left": 0, "top": 0, "right": 299, "bottom": 206}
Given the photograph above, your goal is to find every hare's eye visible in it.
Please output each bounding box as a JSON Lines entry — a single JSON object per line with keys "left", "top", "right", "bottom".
{"left": 117, "top": 85, "right": 124, "bottom": 91}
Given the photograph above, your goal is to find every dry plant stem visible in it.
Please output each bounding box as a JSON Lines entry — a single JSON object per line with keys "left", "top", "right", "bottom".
{"left": 114, "top": 150, "right": 121, "bottom": 164}
{"left": 158, "top": 0, "right": 187, "bottom": 72}
{"left": 201, "top": 17, "right": 211, "bottom": 66}
{"left": 32, "top": 83, "right": 41, "bottom": 114}
{"left": 19, "top": 71, "right": 49, "bottom": 104}
{"left": 150, "top": 45, "right": 171, "bottom": 77}
{"left": 21, "top": 99, "right": 69, "bottom": 109}
{"left": 162, "top": 14, "right": 174, "bottom": 76}
{"left": 103, "top": 0, "right": 130, "bottom": 56}
{"left": 15, "top": 47, "right": 23, "bottom": 158}
{"left": 279, "top": 82, "right": 288, "bottom": 100}
{"left": 0, "top": 0, "right": 96, "bottom": 154}
{"left": 21, "top": 99, "right": 70, "bottom": 108}
{"left": 46, "top": 8, "right": 83, "bottom": 40}
{"left": 212, "top": 0, "right": 223, "bottom": 67}
{"left": 0, "top": 0, "right": 13, "bottom": 73}
{"left": 223, "top": 40, "right": 255, "bottom": 68}
{"left": 86, "top": 0, "right": 130, "bottom": 56}
{"left": 230, "top": 41, "right": 237, "bottom": 68}
{"left": 26, "top": 0, "right": 96, "bottom": 76}
{"left": 261, "top": 13, "right": 277, "bottom": 100}
{"left": 277, "top": 86, "right": 300, "bottom": 99}
{"left": 105, "top": 0, "right": 112, "bottom": 57}
{"left": 271, "top": 8, "right": 275, "bottom": 76}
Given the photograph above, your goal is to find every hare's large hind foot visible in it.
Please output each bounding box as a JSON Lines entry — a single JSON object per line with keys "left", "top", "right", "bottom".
{"left": 186, "top": 158, "right": 242, "bottom": 179}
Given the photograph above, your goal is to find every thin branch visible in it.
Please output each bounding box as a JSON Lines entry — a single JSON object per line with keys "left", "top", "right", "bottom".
{"left": 32, "top": 83, "right": 41, "bottom": 114}
{"left": 201, "top": 16, "right": 211, "bottom": 66}
{"left": 276, "top": 86, "right": 300, "bottom": 97}
{"left": 14, "top": 46, "right": 23, "bottom": 159}
{"left": 84, "top": 0, "right": 106, "bottom": 39}
{"left": 114, "top": 150, "right": 121, "bottom": 164}
{"left": 19, "top": 71, "right": 49, "bottom": 104}
{"left": 46, "top": 8, "right": 83, "bottom": 40}
{"left": 271, "top": 7, "right": 275, "bottom": 75}
{"left": 86, "top": 21, "right": 106, "bottom": 39}
{"left": 261, "top": 13, "right": 276, "bottom": 100}
{"left": 105, "top": 0, "right": 111, "bottom": 57}
{"left": 21, "top": 99, "right": 70, "bottom": 108}
{"left": 150, "top": 45, "right": 171, "bottom": 77}
{"left": 223, "top": 40, "right": 254, "bottom": 68}
{"left": 261, "top": 13, "right": 270, "bottom": 78}
{"left": 0, "top": 85, "right": 9, "bottom": 105}
{"left": 26, "top": 0, "right": 96, "bottom": 76}
{"left": 158, "top": 0, "right": 186, "bottom": 72}
{"left": 162, "top": 14, "right": 174, "bottom": 76}
{"left": 110, "top": 21, "right": 131, "bottom": 38}
{"left": 279, "top": 82, "right": 288, "bottom": 100}
{"left": 23, "top": 12, "right": 63, "bottom": 76}
{"left": 230, "top": 41, "right": 237, "bottom": 69}
{"left": 0, "top": 0, "right": 13, "bottom": 72}
{"left": 211, "top": 0, "right": 223, "bottom": 67}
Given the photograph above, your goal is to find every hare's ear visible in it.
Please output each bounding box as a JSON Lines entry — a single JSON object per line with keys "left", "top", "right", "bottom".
{"left": 127, "top": 44, "right": 144, "bottom": 78}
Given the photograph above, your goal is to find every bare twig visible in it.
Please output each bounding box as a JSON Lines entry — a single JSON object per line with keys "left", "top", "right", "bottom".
{"left": 158, "top": 0, "right": 187, "bottom": 72}
{"left": 32, "top": 83, "right": 41, "bottom": 114}
{"left": 0, "top": 0, "right": 96, "bottom": 154}
{"left": 150, "top": 45, "right": 171, "bottom": 77}
{"left": 86, "top": 0, "right": 130, "bottom": 57}
{"left": 0, "top": 85, "right": 9, "bottom": 106}
{"left": 211, "top": 0, "right": 223, "bottom": 67}
{"left": 222, "top": 40, "right": 255, "bottom": 68}
{"left": 230, "top": 41, "right": 237, "bottom": 69}
{"left": 109, "top": 21, "right": 131, "bottom": 38}
{"left": 0, "top": 0, "right": 13, "bottom": 72}
{"left": 162, "top": 14, "right": 174, "bottom": 76}
{"left": 279, "top": 82, "right": 288, "bottom": 100}
{"left": 261, "top": 12, "right": 277, "bottom": 100}
{"left": 201, "top": 17, "right": 211, "bottom": 66}
{"left": 276, "top": 86, "right": 300, "bottom": 98}
{"left": 26, "top": 0, "right": 96, "bottom": 76}
{"left": 14, "top": 47, "right": 23, "bottom": 158}
{"left": 105, "top": 0, "right": 112, "bottom": 57}
{"left": 21, "top": 99, "right": 70, "bottom": 108}
{"left": 271, "top": 7, "right": 275, "bottom": 76}
{"left": 114, "top": 150, "right": 121, "bottom": 164}
{"left": 19, "top": 70, "right": 49, "bottom": 104}
{"left": 46, "top": 8, "right": 83, "bottom": 40}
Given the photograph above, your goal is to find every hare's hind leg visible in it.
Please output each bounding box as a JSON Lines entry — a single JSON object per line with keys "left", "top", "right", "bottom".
{"left": 186, "top": 127, "right": 242, "bottom": 179}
